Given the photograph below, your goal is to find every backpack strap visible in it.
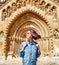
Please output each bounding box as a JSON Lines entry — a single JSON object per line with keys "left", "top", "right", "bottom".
{"left": 22, "top": 41, "right": 27, "bottom": 50}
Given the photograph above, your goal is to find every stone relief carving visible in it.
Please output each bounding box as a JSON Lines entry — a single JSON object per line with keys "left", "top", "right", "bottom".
{"left": 39, "top": 0, "right": 46, "bottom": 10}
{"left": 16, "top": 0, "right": 22, "bottom": 8}
{"left": 12, "top": 3, "right": 17, "bottom": 12}
{"left": 45, "top": 3, "right": 51, "bottom": 13}
{"left": 54, "top": 29, "right": 59, "bottom": 38}
{"left": 2, "top": 9, "right": 7, "bottom": 20}
{"left": 48, "top": 6, "right": 57, "bottom": 18}
{"left": 51, "top": 6, "right": 57, "bottom": 18}
{"left": 2, "top": 0, "right": 57, "bottom": 20}
{"left": 7, "top": 6, "right": 12, "bottom": 17}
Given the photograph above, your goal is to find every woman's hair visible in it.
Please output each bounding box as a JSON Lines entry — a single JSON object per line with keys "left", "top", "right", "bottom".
{"left": 28, "top": 30, "right": 41, "bottom": 40}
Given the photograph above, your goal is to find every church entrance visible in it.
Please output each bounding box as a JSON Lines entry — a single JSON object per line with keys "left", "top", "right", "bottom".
{"left": 5, "top": 11, "right": 50, "bottom": 59}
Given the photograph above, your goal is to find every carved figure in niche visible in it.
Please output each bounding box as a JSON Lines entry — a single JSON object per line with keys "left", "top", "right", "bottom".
{"left": 45, "top": 3, "right": 51, "bottom": 14}
{"left": 23, "top": 0, "right": 26, "bottom": 6}
{"left": 33, "top": 0, "right": 39, "bottom": 7}
{"left": 2, "top": 9, "right": 7, "bottom": 20}
{"left": 7, "top": 6, "right": 12, "bottom": 17}
{"left": 49, "top": 6, "right": 57, "bottom": 18}
{"left": 51, "top": 6, "right": 57, "bottom": 18}
{"left": 21, "top": 0, "right": 26, "bottom": 6}
{"left": 16, "top": 1, "right": 21, "bottom": 8}
{"left": 12, "top": 2, "right": 17, "bottom": 12}
{"left": 36, "top": 0, "right": 42, "bottom": 8}
{"left": 39, "top": 0, "right": 46, "bottom": 10}
{"left": 16, "top": 0, "right": 23, "bottom": 7}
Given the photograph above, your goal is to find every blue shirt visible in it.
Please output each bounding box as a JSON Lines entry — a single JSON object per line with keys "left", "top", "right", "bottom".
{"left": 18, "top": 39, "right": 41, "bottom": 65}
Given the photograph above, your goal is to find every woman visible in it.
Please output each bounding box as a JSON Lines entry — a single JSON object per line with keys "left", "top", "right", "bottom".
{"left": 18, "top": 30, "right": 41, "bottom": 65}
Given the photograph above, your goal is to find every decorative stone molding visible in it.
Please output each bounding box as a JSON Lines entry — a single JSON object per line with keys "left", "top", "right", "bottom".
{"left": 3, "top": 5, "right": 55, "bottom": 59}
{"left": 0, "top": 0, "right": 58, "bottom": 58}
{"left": 2, "top": 0, "right": 57, "bottom": 21}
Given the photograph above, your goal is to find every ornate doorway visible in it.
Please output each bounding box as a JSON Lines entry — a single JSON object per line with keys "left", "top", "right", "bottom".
{"left": 5, "top": 11, "right": 50, "bottom": 59}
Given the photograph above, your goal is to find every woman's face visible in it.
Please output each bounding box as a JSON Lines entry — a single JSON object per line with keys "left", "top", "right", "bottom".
{"left": 26, "top": 31, "right": 32, "bottom": 39}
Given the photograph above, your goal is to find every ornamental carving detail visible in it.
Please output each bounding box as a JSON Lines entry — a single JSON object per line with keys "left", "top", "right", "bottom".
{"left": 2, "top": 0, "right": 57, "bottom": 21}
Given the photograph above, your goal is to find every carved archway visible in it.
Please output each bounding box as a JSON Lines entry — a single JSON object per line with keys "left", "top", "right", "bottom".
{"left": 4, "top": 6, "right": 53, "bottom": 59}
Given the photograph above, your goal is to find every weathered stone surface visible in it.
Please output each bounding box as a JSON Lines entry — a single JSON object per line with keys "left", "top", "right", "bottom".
{"left": 0, "top": 0, "right": 59, "bottom": 58}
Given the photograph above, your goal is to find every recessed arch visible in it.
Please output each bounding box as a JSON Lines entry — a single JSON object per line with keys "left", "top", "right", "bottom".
{"left": 6, "top": 11, "right": 49, "bottom": 37}
{"left": 4, "top": 6, "right": 52, "bottom": 59}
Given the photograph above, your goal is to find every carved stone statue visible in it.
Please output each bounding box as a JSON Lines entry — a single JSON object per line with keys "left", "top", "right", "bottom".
{"left": 49, "top": 6, "right": 57, "bottom": 18}
{"left": 39, "top": 0, "right": 46, "bottom": 10}
{"left": 2, "top": 9, "right": 7, "bottom": 20}
{"left": 45, "top": 3, "right": 51, "bottom": 13}
{"left": 12, "top": 2, "right": 17, "bottom": 12}
{"left": 7, "top": 6, "right": 12, "bottom": 17}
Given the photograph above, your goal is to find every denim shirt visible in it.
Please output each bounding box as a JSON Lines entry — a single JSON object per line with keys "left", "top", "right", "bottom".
{"left": 18, "top": 39, "right": 41, "bottom": 65}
